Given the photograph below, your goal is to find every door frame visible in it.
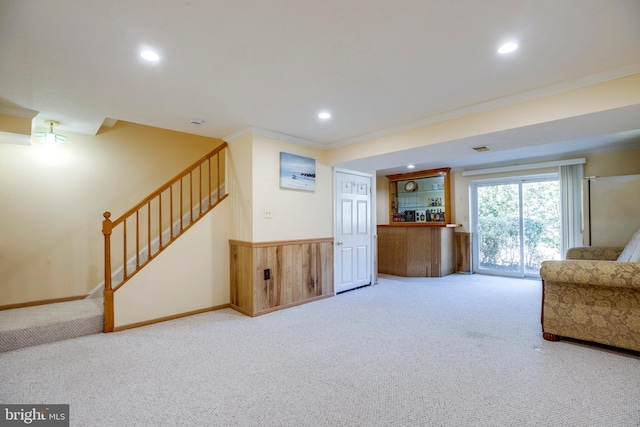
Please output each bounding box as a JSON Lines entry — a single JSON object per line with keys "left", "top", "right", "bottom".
{"left": 333, "top": 167, "right": 375, "bottom": 294}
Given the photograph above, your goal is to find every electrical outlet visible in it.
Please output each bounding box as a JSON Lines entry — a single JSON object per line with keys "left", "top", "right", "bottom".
{"left": 264, "top": 269, "right": 271, "bottom": 280}
{"left": 264, "top": 209, "right": 272, "bottom": 219}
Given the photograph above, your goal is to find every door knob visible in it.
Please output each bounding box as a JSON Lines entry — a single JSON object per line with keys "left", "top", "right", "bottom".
{"left": 336, "top": 241, "right": 343, "bottom": 246}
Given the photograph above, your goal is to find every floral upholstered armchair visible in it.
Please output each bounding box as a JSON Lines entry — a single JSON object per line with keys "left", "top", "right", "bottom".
{"left": 539, "top": 228, "right": 640, "bottom": 352}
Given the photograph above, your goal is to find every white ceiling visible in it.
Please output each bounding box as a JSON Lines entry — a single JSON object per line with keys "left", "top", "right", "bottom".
{"left": 1, "top": 0, "right": 640, "bottom": 175}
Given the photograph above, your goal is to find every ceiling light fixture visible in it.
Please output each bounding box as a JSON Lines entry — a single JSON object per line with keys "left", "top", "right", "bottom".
{"left": 140, "top": 49, "right": 160, "bottom": 62}
{"left": 318, "top": 111, "right": 331, "bottom": 120}
{"left": 34, "top": 120, "right": 67, "bottom": 146}
{"left": 498, "top": 42, "right": 518, "bottom": 54}
{"left": 407, "top": 164, "right": 416, "bottom": 169}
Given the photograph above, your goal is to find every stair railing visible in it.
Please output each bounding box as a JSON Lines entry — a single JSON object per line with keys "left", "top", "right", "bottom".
{"left": 102, "top": 142, "right": 228, "bottom": 332}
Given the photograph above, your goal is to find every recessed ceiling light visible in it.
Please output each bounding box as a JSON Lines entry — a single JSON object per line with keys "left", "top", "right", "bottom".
{"left": 498, "top": 42, "right": 518, "bottom": 54}
{"left": 407, "top": 165, "right": 415, "bottom": 169}
{"left": 140, "top": 49, "right": 160, "bottom": 62}
{"left": 318, "top": 111, "right": 331, "bottom": 120}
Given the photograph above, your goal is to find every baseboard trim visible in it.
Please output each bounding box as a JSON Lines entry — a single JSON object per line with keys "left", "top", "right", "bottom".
{"left": 231, "top": 294, "right": 333, "bottom": 317}
{"left": 112, "top": 303, "right": 231, "bottom": 332}
{"left": 0, "top": 294, "right": 88, "bottom": 311}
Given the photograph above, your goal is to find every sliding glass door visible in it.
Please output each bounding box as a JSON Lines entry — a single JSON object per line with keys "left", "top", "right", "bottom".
{"left": 471, "top": 175, "right": 561, "bottom": 277}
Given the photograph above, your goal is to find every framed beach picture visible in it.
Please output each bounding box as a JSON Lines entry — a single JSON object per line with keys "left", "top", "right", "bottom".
{"left": 280, "top": 152, "right": 316, "bottom": 192}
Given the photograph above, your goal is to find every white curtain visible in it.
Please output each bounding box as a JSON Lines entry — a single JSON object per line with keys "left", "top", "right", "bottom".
{"left": 559, "top": 164, "right": 584, "bottom": 258}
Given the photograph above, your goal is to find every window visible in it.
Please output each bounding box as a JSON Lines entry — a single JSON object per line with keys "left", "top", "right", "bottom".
{"left": 471, "top": 174, "right": 561, "bottom": 277}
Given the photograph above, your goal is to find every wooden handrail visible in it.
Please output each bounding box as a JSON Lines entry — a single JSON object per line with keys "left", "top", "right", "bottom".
{"left": 102, "top": 142, "right": 228, "bottom": 332}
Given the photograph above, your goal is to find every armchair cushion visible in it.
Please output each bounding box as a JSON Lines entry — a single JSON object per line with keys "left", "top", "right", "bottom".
{"left": 566, "top": 246, "right": 623, "bottom": 261}
{"left": 540, "top": 259, "right": 640, "bottom": 288}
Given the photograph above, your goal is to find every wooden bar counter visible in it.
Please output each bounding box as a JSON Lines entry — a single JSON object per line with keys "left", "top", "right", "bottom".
{"left": 377, "top": 224, "right": 460, "bottom": 277}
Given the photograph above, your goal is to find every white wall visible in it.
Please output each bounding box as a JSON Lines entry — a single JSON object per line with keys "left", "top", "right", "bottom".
{"left": 114, "top": 199, "right": 229, "bottom": 328}
{"left": 227, "top": 133, "right": 254, "bottom": 242}
{"left": 249, "top": 134, "right": 333, "bottom": 242}
{"left": 587, "top": 174, "right": 640, "bottom": 246}
{"left": 582, "top": 147, "right": 640, "bottom": 246}
{"left": 376, "top": 177, "right": 390, "bottom": 226}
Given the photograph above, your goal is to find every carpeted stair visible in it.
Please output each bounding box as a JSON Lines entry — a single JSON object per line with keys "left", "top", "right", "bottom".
{"left": 0, "top": 298, "right": 103, "bottom": 352}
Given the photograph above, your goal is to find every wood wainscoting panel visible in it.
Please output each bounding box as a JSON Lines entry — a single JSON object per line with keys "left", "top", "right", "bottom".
{"left": 230, "top": 238, "right": 334, "bottom": 316}
{"left": 229, "top": 243, "right": 255, "bottom": 314}
{"left": 455, "top": 232, "right": 472, "bottom": 274}
{"left": 256, "top": 245, "right": 282, "bottom": 313}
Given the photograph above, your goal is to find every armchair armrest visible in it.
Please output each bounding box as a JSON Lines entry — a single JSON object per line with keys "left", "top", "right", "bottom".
{"left": 565, "top": 246, "right": 624, "bottom": 261}
{"left": 540, "top": 260, "right": 640, "bottom": 289}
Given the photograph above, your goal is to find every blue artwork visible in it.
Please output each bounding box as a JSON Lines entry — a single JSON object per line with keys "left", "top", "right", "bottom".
{"left": 280, "top": 152, "right": 316, "bottom": 191}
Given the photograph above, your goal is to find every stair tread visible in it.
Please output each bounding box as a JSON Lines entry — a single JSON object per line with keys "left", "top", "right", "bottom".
{"left": 0, "top": 298, "right": 103, "bottom": 332}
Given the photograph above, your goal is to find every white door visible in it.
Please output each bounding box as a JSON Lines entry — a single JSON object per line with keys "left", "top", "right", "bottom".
{"left": 335, "top": 170, "right": 372, "bottom": 293}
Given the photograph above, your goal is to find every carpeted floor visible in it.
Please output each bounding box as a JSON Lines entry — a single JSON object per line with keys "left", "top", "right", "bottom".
{"left": 1, "top": 274, "right": 638, "bottom": 426}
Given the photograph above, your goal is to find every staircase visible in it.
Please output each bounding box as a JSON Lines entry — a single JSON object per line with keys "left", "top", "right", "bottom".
{"left": 1, "top": 143, "right": 228, "bottom": 351}
{"left": 87, "top": 189, "right": 225, "bottom": 299}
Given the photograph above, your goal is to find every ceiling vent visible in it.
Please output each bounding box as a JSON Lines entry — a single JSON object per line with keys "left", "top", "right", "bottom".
{"left": 472, "top": 145, "right": 491, "bottom": 152}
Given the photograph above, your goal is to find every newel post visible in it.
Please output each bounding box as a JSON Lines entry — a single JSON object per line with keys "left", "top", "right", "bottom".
{"left": 102, "top": 212, "right": 114, "bottom": 333}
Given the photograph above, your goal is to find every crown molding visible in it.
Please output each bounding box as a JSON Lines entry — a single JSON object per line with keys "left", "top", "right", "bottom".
{"left": 252, "top": 127, "right": 322, "bottom": 148}
{"left": 223, "top": 126, "right": 253, "bottom": 143}
{"left": 224, "top": 126, "right": 323, "bottom": 148}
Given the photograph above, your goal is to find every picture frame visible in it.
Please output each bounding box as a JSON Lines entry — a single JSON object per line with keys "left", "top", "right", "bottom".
{"left": 279, "top": 152, "right": 316, "bottom": 192}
